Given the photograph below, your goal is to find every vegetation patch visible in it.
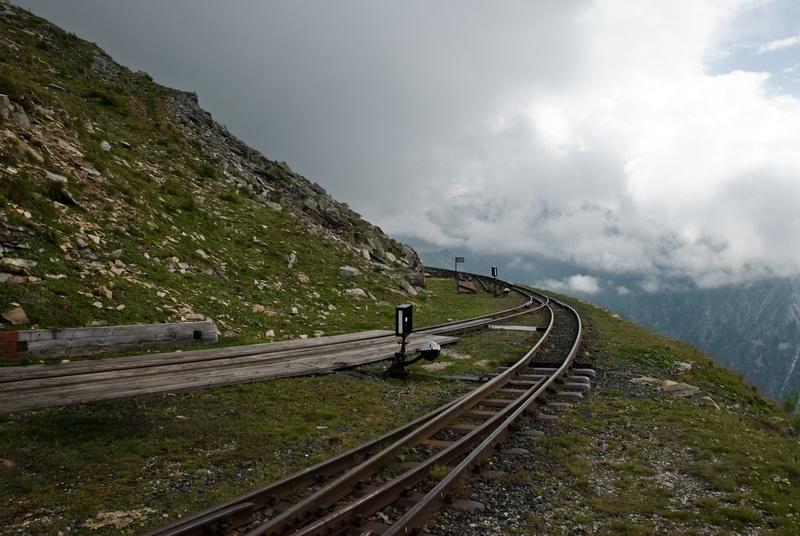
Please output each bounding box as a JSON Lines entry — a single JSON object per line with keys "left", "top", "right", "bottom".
{"left": 0, "top": 374, "right": 468, "bottom": 535}
{"left": 513, "top": 296, "right": 800, "bottom": 535}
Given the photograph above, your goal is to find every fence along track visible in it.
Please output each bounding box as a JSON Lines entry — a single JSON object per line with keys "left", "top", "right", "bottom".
{"left": 148, "top": 278, "right": 582, "bottom": 536}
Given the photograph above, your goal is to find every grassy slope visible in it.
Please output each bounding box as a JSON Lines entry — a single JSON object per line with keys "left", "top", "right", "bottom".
{"left": 515, "top": 296, "right": 800, "bottom": 535}
{"left": 0, "top": 5, "right": 470, "bottom": 349}
{"left": 0, "top": 278, "right": 520, "bottom": 535}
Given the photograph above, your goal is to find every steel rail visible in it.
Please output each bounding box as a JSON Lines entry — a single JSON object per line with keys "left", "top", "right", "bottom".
{"left": 280, "top": 304, "right": 559, "bottom": 536}
{"left": 146, "top": 279, "right": 545, "bottom": 536}
{"left": 385, "top": 293, "right": 582, "bottom": 535}
{"left": 2, "top": 276, "right": 537, "bottom": 387}
{"left": 243, "top": 299, "right": 556, "bottom": 536}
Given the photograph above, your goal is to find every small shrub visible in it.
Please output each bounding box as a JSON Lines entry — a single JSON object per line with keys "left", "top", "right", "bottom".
{"left": 84, "top": 89, "right": 127, "bottom": 111}
{"left": 196, "top": 162, "right": 218, "bottom": 180}
{"left": 219, "top": 190, "right": 239, "bottom": 204}
{"left": 783, "top": 389, "right": 799, "bottom": 414}
{"left": 179, "top": 196, "right": 196, "bottom": 212}
{"left": 0, "top": 174, "right": 35, "bottom": 206}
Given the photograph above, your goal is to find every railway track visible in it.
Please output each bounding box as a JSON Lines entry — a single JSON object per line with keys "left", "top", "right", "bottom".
{"left": 0, "top": 273, "right": 540, "bottom": 413}
{"left": 147, "top": 277, "right": 589, "bottom": 536}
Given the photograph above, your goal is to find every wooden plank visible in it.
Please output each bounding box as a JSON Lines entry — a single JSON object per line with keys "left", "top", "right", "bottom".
{"left": 0, "top": 335, "right": 426, "bottom": 393}
{"left": 6, "top": 321, "right": 219, "bottom": 360}
{"left": 16, "top": 321, "right": 216, "bottom": 342}
{"left": 487, "top": 324, "right": 539, "bottom": 332}
{"left": 0, "top": 335, "right": 458, "bottom": 413}
{"left": 2, "top": 336, "right": 459, "bottom": 411}
{"left": 0, "top": 329, "right": 393, "bottom": 383}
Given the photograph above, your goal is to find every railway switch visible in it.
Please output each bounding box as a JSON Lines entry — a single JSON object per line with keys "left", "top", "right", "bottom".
{"left": 386, "top": 304, "right": 441, "bottom": 378}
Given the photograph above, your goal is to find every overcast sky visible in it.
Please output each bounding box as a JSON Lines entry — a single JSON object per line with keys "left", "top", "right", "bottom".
{"left": 16, "top": 0, "right": 800, "bottom": 290}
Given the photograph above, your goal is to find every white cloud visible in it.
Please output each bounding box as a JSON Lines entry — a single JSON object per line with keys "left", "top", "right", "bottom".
{"left": 757, "top": 34, "right": 800, "bottom": 53}
{"left": 377, "top": 0, "right": 800, "bottom": 288}
{"left": 543, "top": 275, "right": 602, "bottom": 294}
{"left": 40, "top": 0, "right": 800, "bottom": 290}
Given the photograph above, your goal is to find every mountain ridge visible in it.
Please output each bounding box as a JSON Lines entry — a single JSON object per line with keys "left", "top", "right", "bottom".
{"left": 0, "top": 1, "right": 427, "bottom": 342}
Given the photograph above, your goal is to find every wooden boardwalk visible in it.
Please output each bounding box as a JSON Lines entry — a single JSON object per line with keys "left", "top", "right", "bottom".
{"left": 0, "top": 331, "right": 457, "bottom": 414}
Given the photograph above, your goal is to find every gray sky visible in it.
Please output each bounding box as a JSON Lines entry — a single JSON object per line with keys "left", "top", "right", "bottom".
{"left": 15, "top": 0, "right": 800, "bottom": 292}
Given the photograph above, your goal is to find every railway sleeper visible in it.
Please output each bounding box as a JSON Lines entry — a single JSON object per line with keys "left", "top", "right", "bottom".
{"left": 568, "top": 374, "right": 593, "bottom": 384}
{"left": 446, "top": 423, "right": 479, "bottom": 434}
{"left": 497, "top": 387, "right": 527, "bottom": 396}
{"left": 553, "top": 390, "right": 584, "bottom": 401}
{"left": 562, "top": 381, "right": 591, "bottom": 392}
{"left": 479, "top": 398, "right": 514, "bottom": 408}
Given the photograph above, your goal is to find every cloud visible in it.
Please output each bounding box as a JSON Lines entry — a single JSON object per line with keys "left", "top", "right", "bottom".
{"left": 543, "top": 275, "right": 601, "bottom": 294}
{"left": 757, "top": 34, "right": 800, "bottom": 53}
{"left": 378, "top": 0, "right": 800, "bottom": 288}
{"left": 17, "top": 0, "right": 800, "bottom": 289}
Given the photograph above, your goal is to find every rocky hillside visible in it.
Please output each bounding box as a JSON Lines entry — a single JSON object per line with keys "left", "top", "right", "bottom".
{"left": 0, "top": 2, "right": 426, "bottom": 342}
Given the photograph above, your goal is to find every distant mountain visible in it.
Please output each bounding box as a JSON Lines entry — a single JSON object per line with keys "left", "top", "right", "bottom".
{"left": 407, "top": 239, "right": 800, "bottom": 403}
{"left": 603, "top": 278, "right": 800, "bottom": 403}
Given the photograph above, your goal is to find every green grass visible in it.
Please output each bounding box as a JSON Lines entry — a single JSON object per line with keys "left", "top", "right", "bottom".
{"left": 406, "top": 309, "right": 547, "bottom": 377}
{"left": 2, "top": 6, "right": 501, "bottom": 357}
{"left": 0, "top": 374, "right": 468, "bottom": 534}
{"left": 513, "top": 296, "right": 800, "bottom": 535}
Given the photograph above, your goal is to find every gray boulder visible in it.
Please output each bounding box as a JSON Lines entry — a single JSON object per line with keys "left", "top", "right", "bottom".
{"left": 0, "top": 94, "right": 10, "bottom": 121}
{"left": 12, "top": 109, "right": 30, "bottom": 130}
{"left": 339, "top": 266, "right": 360, "bottom": 277}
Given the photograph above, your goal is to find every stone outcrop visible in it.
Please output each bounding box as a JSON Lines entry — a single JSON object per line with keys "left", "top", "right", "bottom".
{"left": 165, "top": 91, "right": 423, "bottom": 280}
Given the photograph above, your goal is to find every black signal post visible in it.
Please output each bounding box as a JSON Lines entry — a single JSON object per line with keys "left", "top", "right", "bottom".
{"left": 395, "top": 303, "right": 413, "bottom": 355}
{"left": 386, "top": 304, "right": 442, "bottom": 378}
{"left": 491, "top": 265, "right": 498, "bottom": 297}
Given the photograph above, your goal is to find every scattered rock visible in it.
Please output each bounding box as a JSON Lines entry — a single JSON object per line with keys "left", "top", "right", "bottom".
{"left": 1, "top": 306, "right": 28, "bottom": 325}
{"left": 0, "top": 94, "right": 10, "bottom": 121}
{"left": 361, "top": 248, "right": 371, "bottom": 261}
{"left": 265, "top": 201, "right": 282, "bottom": 212}
{"left": 297, "top": 273, "right": 310, "bottom": 284}
{"left": 252, "top": 304, "right": 278, "bottom": 316}
{"left": 184, "top": 313, "right": 205, "bottom": 321}
{"left": 0, "top": 458, "right": 15, "bottom": 468}
{"left": 92, "top": 301, "right": 103, "bottom": 309}
{"left": 345, "top": 288, "right": 367, "bottom": 298}
{"left": 339, "top": 266, "right": 360, "bottom": 277}
{"left": 385, "top": 251, "right": 397, "bottom": 263}
{"left": 289, "top": 306, "right": 299, "bottom": 315}
{"left": 661, "top": 380, "right": 700, "bottom": 398}
{"left": 630, "top": 376, "right": 662, "bottom": 387}
{"left": 45, "top": 170, "right": 68, "bottom": 184}
{"left": 100, "top": 140, "right": 112, "bottom": 151}
{"left": 1, "top": 257, "right": 37, "bottom": 275}
{"left": 697, "top": 395, "right": 720, "bottom": 410}
{"left": 265, "top": 329, "right": 275, "bottom": 338}
{"left": 287, "top": 251, "right": 297, "bottom": 269}
{"left": 12, "top": 109, "right": 30, "bottom": 130}
{"left": 398, "top": 279, "right": 418, "bottom": 296}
